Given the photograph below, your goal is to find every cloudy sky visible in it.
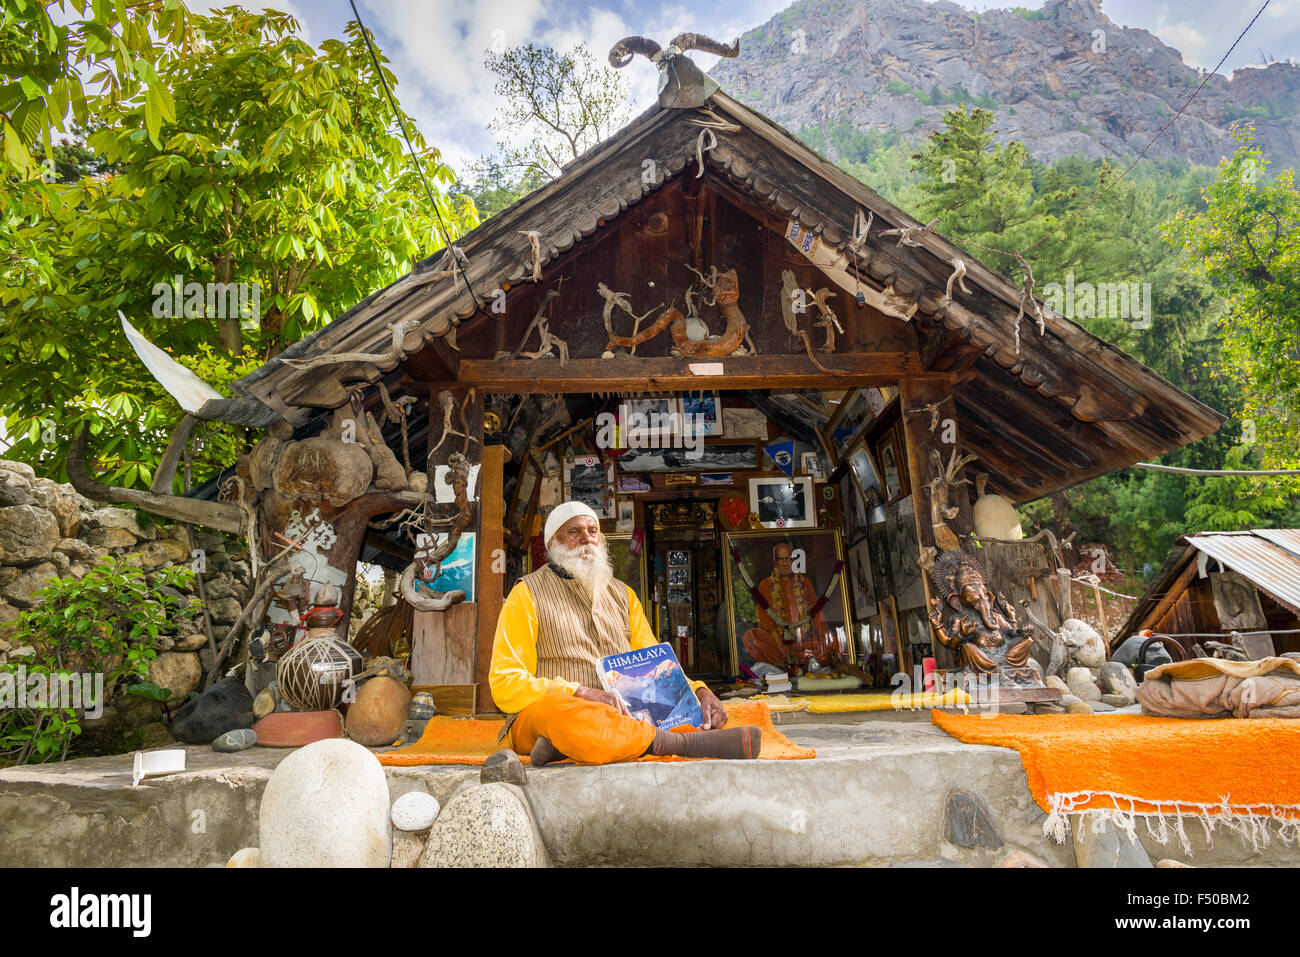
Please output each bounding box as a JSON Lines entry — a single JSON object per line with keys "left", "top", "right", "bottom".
{"left": 215, "top": 0, "right": 1300, "bottom": 175}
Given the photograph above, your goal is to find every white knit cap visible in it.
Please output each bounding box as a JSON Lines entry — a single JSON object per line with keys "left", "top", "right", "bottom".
{"left": 544, "top": 501, "right": 600, "bottom": 545}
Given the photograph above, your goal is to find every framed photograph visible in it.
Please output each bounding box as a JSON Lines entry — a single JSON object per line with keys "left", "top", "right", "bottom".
{"left": 845, "top": 438, "right": 883, "bottom": 508}
{"left": 840, "top": 475, "right": 869, "bottom": 545}
{"left": 564, "top": 455, "right": 614, "bottom": 518}
{"left": 879, "top": 595, "right": 905, "bottom": 674}
{"left": 875, "top": 430, "right": 906, "bottom": 503}
{"left": 616, "top": 497, "right": 635, "bottom": 532}
{"left": 847, "top": 537, "right": 876, "bottom": 620}
{"left": 668, "top": 550, "right": 690, "bottom": 566}
{"left": 748, "top": 475, "right": 815, "bottom": 529}
{"left": 618, "top": 397, "right": 681, "bottom": 447}
{"left": 902, "top": 606, "right": 935, "bottom": 675}
{"left": 866, "top": 506, "right": 892, "bottom": 598}
{"left": 800, "top": 451, "right": 826, "bottom": 482}
{"left": 722, "top": 528, "right": 854, "bottom": 673}
{"left": 605, "top": 532, "right": 647, "bottom": 609}
{"left": 616, "top": 442, "right": 758, "bottom": 472}
{"left": 416, "top": 532, "right": 476, "bottom": 602}
{"left": 887, "top": 495, "right": 927, "bottom": 610}
{"left": 681, "top": 391, "right": 722, "bottom": 437}
{"left": 722, "top": 406, "right": 770, "bottom": 440}
{"left": 824, "top": 387, "right": 888, "bottom": 460}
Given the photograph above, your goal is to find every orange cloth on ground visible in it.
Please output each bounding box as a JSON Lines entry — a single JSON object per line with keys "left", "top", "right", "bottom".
{"left": 931, "top": 710, "right": 1300, "bottom": 820}
{"left": 376, "top": 698, "right": 815, "bottom": 766}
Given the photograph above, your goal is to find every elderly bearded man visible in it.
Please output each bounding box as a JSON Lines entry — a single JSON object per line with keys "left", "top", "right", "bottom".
{"left": 489, "top": 501, "right": 761, "bottom": 766}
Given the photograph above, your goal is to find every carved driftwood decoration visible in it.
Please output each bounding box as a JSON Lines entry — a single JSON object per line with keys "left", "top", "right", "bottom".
{"left": 927, "top": 447, "right": 977, "bottom": 552}
{"left": 944, "top": 257, "right": 971, "bottom": 303}
{"left": 603, "top": 268, "right": 750, "bottom": 357}
{"left": 399, "top": 452, "right": 474, "bottom": 612}
{"left": 879, "top": 218, "right": 939, "bottom": 248}
{"left": 1012, "top": 254, "right": 1046, "bottom": 354}
{"left": 779, "top": 270, "right": 842, "bottom": 375}
{"left": 809, "top": 287, "right": 842, "bottom": 353}
{"left": 72, "top": 406, "right": 438, "bottom": 690}
{"left": 598, "top": 283, "right": 662, "bottom": 358}
{"left": 907, "top": 401, "right": 943, "bottom": 433}
{"left": 508, "top": 287, "right": 568, "bottom": 364}
{"left": 519, "top": 230, "right": 542, "bottom": 281}
{"left": 608, "top": 33, "right": 739, "bottom": 67}
{"left": 280, "top": 318, "right": 421, "bottom": 371}
{"left": 927, "top": 550, "right": 1041, "bottom": 689}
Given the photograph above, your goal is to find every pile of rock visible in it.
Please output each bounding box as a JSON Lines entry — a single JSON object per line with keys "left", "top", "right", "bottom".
{"left": 0, "top": 460, "right": 252, "bottom": 680}
{"left": 1039, "top": 618, "right": 1141, "bottom": 714}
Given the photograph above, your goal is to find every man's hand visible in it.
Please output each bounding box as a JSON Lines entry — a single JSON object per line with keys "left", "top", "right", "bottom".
{"left": 575, "top": 686, "right": 630, "bottom": 716}
{"left": 696, "top": 687, "right": 727, "bottom": 730}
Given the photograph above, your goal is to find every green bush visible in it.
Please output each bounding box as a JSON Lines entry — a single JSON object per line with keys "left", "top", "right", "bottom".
{"left": 0, "top": 557, "right": 200, "bottom": 765}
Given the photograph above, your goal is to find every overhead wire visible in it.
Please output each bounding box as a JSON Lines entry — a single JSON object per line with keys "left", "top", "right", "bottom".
{"left": 347, "top": 0, "right": 486, "bottom": 315}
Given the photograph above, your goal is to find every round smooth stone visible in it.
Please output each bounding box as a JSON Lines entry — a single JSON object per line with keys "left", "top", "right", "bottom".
{"left": 212, "top": 728, "right": 258, "bottom": 752}
{"left": 391, "top": 791, "right": 441, "bottom": 832}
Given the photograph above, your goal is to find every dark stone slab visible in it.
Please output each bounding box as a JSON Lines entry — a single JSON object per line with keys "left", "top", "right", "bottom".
{"left": 169, "top": 677, "right": 255, "bottom": 744}
{"left": 481, "top": 749, "right": 527, "bottom": 786}
{"left": 944, "top": 788, "right": 1004, "bottom": 850}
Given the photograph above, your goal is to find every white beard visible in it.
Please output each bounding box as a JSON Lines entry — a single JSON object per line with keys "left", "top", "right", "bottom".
{"left": 548, "top": 538, "right": 615, "bottom": 595}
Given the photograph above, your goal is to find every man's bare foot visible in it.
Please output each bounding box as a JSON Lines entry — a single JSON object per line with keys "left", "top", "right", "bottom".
{"left": 529, "top": 735, "right": 568, "bottom": 767}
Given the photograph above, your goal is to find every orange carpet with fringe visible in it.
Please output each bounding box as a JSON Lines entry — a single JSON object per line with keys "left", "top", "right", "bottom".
{"left": 931, "top": 710, "right": 1300, "bottom": 825}
{"left": 377, "top": 699, "right": 814, "bottom": 766}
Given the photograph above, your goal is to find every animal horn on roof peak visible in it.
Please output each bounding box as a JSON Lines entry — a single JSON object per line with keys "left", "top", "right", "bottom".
{"left": 608, "top": 33, "right": 739, "bottom": 68}
{"left": 609, "top": 36, "right": 662, "bottom": 67}
{"left": 667, "top": 33, "right": 739, "bottom": 59}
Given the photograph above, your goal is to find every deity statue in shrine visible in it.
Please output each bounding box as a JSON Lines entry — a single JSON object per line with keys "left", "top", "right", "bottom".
{"left": 927, "top": 550, "right": 1037, "bottom": 685}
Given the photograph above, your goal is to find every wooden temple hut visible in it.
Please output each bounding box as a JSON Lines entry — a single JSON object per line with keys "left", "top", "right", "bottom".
{"left": 70, "top": 42, "right": 1224, "bottom": 713}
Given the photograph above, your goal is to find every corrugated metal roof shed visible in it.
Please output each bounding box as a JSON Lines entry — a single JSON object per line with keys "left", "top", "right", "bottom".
{"left": 1115, "top": 529, "right": 1300, "bottom": 644}
{"left": 1253, "top": 528, "right": 1300, "bottom": 562}
{"left": 1186, "top": 531, "right": 1300, "bottom": 618}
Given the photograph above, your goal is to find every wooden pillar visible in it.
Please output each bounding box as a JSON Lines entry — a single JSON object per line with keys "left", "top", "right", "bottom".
{"left": 476, "top": 443, "right": 506, "bottom": 713}
{"left": 899, "top": 376, "right": 971, "bottom": 671}
{"left": 419, "top": 385, "right": 485, "bottom": 711}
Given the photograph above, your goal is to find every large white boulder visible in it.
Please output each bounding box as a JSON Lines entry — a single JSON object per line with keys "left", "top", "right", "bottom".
{"left": 419, "top": 783, "right": 547, "bottom": 868}
{"left": 1066, "top": 666, "right": 1103, "bottom": 702}
{"left": 259, "top": 738, "right": 391, "bottom": 867}
{"left": 1059, "top": 618, "right": 1107, "bottom": 669}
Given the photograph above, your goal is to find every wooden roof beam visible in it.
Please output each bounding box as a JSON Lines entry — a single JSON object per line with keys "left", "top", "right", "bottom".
{"left": 450, "top": 353, "right": 935, "bottom": 394}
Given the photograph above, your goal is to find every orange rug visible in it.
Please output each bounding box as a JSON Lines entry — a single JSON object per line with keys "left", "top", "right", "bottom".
{"left": 931, "top": 710, "right": 1300, "bottom": 851}
{"left": 377, "top": 700, "right": 814, "bottom": 766}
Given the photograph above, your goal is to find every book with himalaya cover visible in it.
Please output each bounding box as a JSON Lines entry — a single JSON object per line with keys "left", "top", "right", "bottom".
{"left": 596, "top": 642, "right": 704, "bottom": 731}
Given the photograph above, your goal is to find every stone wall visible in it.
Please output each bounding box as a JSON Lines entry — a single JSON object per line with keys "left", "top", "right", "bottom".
{"left": 0, "top": 459, "right": 253, "bottom": 700}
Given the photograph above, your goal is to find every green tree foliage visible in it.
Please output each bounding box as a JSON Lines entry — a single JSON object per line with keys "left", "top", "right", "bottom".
{"left": 0, "top": 0, "right": 191, "bottom": 176}
{"left": 909, "top": 106, "right": 1060, "bottom": 275}
{"left": 462, "top": 41, "right": 629, "bottom": 215}
{"left": 484, "top": 41, "right": 629, "bottom": 180}
{"left": 0, "top": 7, "right": 477, "bottom": 489}
{"left": 0, "top": 557, "right": 198, "bottom": 765}
{"left": 1166, "top": 128, "right": 1300, "bottom": 468}
{"left": 828, "top": 106, "right": 1300, "bottom": 570}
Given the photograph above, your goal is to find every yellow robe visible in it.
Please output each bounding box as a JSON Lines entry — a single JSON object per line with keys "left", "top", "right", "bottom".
{"left": 488, "top": 579, "right": 704, "bottom": 715}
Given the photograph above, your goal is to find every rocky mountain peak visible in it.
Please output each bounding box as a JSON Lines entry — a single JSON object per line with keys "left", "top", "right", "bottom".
{"left": 709, "top": 0, "right": 1300, "bottom": 167}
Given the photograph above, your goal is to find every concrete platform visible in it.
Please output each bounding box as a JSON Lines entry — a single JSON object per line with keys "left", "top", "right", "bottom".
{"left": 0, "top": 711, "right": 1294, "bottom": 867}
